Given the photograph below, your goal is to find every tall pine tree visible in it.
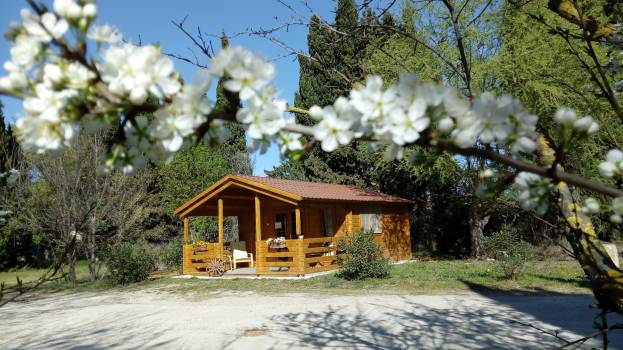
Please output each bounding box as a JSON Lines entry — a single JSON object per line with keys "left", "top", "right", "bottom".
{"left": 216, "top": 33, "right": 251, "bottom": 175}
{"left": 269, "top": 1, "right": 393, "bottom": 188}
{"left": 0, "top": 101, "right": 21, "bottom": 174}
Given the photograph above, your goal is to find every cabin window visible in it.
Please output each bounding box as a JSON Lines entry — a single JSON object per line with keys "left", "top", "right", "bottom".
{"left": 322, "top": 208, "right": 334, "bottom": 237}
{"left": 360, "top": 207, "right": 382, "bottom": 234}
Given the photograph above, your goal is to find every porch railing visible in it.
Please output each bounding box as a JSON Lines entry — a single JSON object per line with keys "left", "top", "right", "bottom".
{"left": 182, "top": 242, "right": 224, "bottom": 274}
{"left": 182, "top": 237, "right": 341, "bottom": 276}
{"left": 256, "top": 237, "right": 341, "bottom": 276}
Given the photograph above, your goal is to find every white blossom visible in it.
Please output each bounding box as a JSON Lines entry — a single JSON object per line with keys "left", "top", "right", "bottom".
{"left": 479, "top": 169, "right": 494, "bottom": 179}
{"left": 514, "top": 172, "right": 552, "bottom": 215}
{"left": 573, "top": 116, "right": 599, "bottom": 134}
{"left": 387, "top": 99, "right": 429, "bottom": 145}
{"left": 212, "top": 46, "right": 275, "bottom": 100}
{"left": 554, "top": 108, "right": 577, "bottom": 126}
{"left": 54, "top": 0, "right": 96, "bottom": 20}
{"left": 43, "top": 62, "right": 95, "bottom": 90}
{"left": 10, "top": 34, "right": 42, "bottom": 68}
{"left": 279, "top": 131, "right": 303, "bottom": 155}
{"left": 350, "top": 75, "right": 399, "bottom": 127}
{"left": 82, "top": 3, "right": 97, "bottom": 18}
{"left": 23, "top": 84, "right": 76, "bottom": 121}
{"left": 66, "top": 62, "right": 96, "bottom": 89}
{"left": 599, "top": 149, "right": 623, "bottom": 178}
{"left": 87, "top": 24, "right": 121, "bottom": 44}
{"left": 22, "top": 10, "right": 68, "bottom": 43}
{"left": 236, "top": 87, "right": 286, "bottom": 139}
{"left": 611, "top": 197, "right": 623, "bottom": 223}
{"left": 150, "top": 78, "right": 213, "bottom": 153}
{"left": 0, "top": 61, "right": 28, "bottom": 90}
{"left": 310, "top": 97, "right": 355, "bottom": 152}
{"left": 16, "top": 112, "right": 77, "bottom": 154}
{"left": 582, "top": 197, "right": 600, "bottom": 214}
{"left": 438, "top": 117, "right": 454, "bottom": 133}
{"left": 99, "top": 44, "right": 180, "bottom": 104}
{"left": 554, "top": 107, "right": 598, "bottom": 134}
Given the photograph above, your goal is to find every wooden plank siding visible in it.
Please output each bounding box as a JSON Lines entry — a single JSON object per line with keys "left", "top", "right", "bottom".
{"left": 298, "top": 202, "right": 411, "bottom": 261}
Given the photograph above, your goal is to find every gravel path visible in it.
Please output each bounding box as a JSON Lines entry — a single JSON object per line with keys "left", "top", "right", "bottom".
{"left": 2, "top": 290, "right": 622, "bottom": 349}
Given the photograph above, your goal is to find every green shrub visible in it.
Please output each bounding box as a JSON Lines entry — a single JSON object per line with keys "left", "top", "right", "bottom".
{"left": 336, "top": 229, "right": 390, "bottom": 280}
{"left": 105, "top": 241, "right": 156, "bottom": 285}
{"left": 485, "top": 225, "right": 536, "bottom": 280}
{"left": 159, "top": 238, "right": 183, "bottom": 272}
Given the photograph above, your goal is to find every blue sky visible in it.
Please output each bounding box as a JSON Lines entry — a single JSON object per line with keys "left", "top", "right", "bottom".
{"left": 0, "top": 0, "right": 336, "bottom": 175}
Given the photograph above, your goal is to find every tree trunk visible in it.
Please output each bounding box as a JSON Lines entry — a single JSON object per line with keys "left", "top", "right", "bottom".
{"left": 469, "top": 204, "right": 489, "bottom": 259}
{"left": 87, "top": 243, "right": 97, "bottom": 282}
{"left": 86, "top": 218, "right": 98, "bottom": 282}
{"left": 66, "top": 247, "right": 76, "bottom": 285}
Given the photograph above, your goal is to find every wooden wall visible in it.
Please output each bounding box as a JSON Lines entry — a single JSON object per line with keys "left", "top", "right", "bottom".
{"left": 300, "top": 202, "right": 412, "bottom": 261}
{"left": 196, "top": 194, "right": 411, "bottom": 262}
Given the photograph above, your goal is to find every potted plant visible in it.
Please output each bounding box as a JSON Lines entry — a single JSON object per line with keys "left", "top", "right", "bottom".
{"left": 191, "top": 240, "right": 210, "bottom": 253}
{"left": 267, "top": 237, "right": 286, "bottom": 249}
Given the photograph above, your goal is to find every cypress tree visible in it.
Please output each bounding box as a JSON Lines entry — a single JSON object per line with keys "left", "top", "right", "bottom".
{"left": 0, "top": 101, "right": 21, "bottom": 174}
{"left": 215, "top": 33, "right": 250, "bottom": 174}
{"left": 272, "top": 1, "right": 395, "bottom": 186}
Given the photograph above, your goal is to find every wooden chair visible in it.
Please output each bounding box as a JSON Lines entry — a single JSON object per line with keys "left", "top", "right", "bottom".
{"left": 232, "top": 249, "right": 254, "bottom": 269}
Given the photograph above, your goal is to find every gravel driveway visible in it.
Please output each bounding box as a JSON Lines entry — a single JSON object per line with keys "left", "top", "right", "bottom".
{"left": 2, "top": 290, "right": 622, "bottom": 349}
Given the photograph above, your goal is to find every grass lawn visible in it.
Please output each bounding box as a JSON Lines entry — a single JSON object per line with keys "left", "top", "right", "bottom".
{"left": 147, "top": 259, "right": 590, "bottom": 297}
{"left": 0, "top": 260, "right": 94, "bottom": 285}
{"left": 0, "top": 259, "right": 589, "bottom": 298}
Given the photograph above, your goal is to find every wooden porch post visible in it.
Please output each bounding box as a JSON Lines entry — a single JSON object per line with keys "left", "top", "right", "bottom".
{"left": 255, "top": 194, "right": 263, "bottom": 276}
{"left": 254, "top": 194, "right": 261, "bottom": 241}
{"left": 295, "top": 207, "right": 301, "bottom": 236}
{"left": 183, "top": 216, "right": 189, "bottom": 242}
{"left": 218, "top": 198, "right": 224, "bottom": 260}
{"left": 218, "top": 198, "right": 224, "bottom": 243}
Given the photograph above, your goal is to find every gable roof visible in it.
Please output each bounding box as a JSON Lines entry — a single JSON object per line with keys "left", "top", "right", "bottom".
{"left": 175, "top": 174, "right": 412, "bottom": 216}
{"left": 236, "top": 175, "right": 412, "bottom": 204}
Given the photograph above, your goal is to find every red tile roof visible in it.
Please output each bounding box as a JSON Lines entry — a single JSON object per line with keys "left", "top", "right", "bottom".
{"left": 237, "top": 175, "right": 412, "bottom": 204}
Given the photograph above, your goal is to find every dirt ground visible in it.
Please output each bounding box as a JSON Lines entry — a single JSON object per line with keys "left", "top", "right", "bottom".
{"left": 2, "top": 290, "right": 622, "bottom": 349}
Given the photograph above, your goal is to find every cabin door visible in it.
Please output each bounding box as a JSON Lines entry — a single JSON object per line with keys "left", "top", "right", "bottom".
{"left": 274, "top": 211, "right": 297, "bottom": 239}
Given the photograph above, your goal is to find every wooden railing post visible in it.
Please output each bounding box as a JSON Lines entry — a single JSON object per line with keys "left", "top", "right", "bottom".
{"left": 182, "top": 217, "right": 189, "bottom": 274}
{"left": 256, "top": 240, "right": 264, "bottom": 276}
{"left": 297, "top": 236, "right": 305, "bottom": 276}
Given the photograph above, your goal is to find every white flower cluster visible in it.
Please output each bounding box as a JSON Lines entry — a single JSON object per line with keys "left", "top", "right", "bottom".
{"left": 0, "top": 8, "right": 70, "bottom": 91}
{"left": 453, "top": 93, "right": 538, "bottom": 154}
{"left": 210, "top": 46, "right": 294, "bottom": 153}
{"left": 553, "top": 108, "right": 599, "bottom": 134}
{"left": 0, "top": 2, "right": 100, "bottom": 155}
{"left": 87, "top": 24, "right": 121, "bottom": 44}
{"left": 611, "top": 197, "right": 623, "bottom": 223}
{"left": 54, "top": 0, "right": 96, "bottom": 23}
{"left": 99, "top": 44, "right": 181, "bottom": 105}
{"left": 514, "top": 172, "right": 553, "bottom": 215}
{"left": 599, "top": 149, "right": 623, "bottom": 178}
{"left": 307, "top": 73, "right": 538, "bottom": 157}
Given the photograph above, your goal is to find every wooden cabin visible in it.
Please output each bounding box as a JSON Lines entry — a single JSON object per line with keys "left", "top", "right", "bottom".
{"left": 174, "top": 174, "right": 412, "bottom": 276}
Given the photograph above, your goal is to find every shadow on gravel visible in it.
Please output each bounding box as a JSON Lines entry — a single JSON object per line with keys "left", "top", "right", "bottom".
{"left": 269, "top": 284, "right": 623, "bottom": 350}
